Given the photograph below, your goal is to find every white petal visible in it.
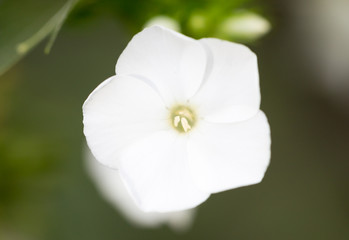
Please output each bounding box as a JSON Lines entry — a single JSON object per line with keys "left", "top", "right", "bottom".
{"left": 84, "top": 147, "right": 196, "bottom": 230}
{"left": 188, "top": 111, "right": 271, "bottom": 193}
{"left": 118, "top": 131, "right": 210, "bottom": 212}
{"left": 115, "top": 26, "right": 207, "bottom": 105}
{"left": 83, "top": 75, "right": 169, "bottom": 169}
{"left": 191, "top": 38, "right": 260, "bottom": 123}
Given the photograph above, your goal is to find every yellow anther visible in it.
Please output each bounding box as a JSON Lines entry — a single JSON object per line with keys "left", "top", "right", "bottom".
{"left": 170, "top": 105, "right": 196, "bottom": 133}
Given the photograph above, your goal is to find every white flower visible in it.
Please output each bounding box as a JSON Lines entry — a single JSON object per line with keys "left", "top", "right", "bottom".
{"left": 83, "top": 26, "right": 271, "bottom": 213}
{"left": 84, "top": 147, "right": 195, "bottom": 231}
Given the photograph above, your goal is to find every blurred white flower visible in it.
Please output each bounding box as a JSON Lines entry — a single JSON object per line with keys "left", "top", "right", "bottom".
{"left": 84, "top": 147, "right": 195, "bottom": 231}
{"left": 83, "top": 26, "right": 271, "bottom": 212}
{"left": 218, "top": 11, "right": 271, "bottom": 41}
{"left": 144, "top": 15, "right": 180, "bottom": 32}
{"left": 293, "top": 0, "right": 349, "bottom": 109}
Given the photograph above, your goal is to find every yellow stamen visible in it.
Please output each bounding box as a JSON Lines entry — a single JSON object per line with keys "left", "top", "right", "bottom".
{"left": 170, "top": 105, "right": 196, "bottom": 133}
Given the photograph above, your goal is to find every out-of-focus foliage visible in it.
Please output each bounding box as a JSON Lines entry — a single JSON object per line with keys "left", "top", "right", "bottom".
{"left": 71, "top": 0, "right": 269, "bottom": 39}
{"left": 0, "top": 0, "right": 77, "bottom": 76}
{"left": 0, "top": 0, "right": 270, "bottom": 77}
{"left": 0, "top": 71, "right": 62, "bottom": 239}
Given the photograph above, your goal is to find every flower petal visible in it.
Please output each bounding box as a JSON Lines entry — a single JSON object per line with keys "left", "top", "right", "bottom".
{"left": 188, "top": 111, "right": 271, "bottom": 193}
{"left": 84, "top": 147, "right": 196, "bottom": 231}
{"left": 191, "top": 38, "right": 260, "bottom": 123}
{"left": 115, "top": 26, "right": 207, "bottom": 105}
{"left": 83, "top": 75, "right": 169, "bottom": 169}
{"left": 118, "top": 131, "right": 210, "bottom": 212}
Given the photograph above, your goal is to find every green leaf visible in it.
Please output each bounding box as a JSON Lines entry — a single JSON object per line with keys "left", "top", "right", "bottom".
{"left": 0, "top": 0, "right": 78, "bottom": 76}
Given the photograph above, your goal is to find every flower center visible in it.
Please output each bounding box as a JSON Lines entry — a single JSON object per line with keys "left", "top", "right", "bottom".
{"left": 170, "top": 105, "right": 196, "bottom": 133}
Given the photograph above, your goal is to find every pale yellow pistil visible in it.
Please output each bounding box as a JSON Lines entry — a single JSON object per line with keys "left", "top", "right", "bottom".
{"left": 170, "top": 105, "right": 196, "bottom": 133}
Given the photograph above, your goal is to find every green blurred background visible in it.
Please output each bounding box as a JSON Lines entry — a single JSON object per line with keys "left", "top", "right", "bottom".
{"left": 1, "top": 0, "right": 349, "bottom": 239}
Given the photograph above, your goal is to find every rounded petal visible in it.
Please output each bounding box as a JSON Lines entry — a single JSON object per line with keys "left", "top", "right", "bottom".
{"left": 188, "top": 111, "right": 271, "bottom": 193}
{"left": 84, "top": 147, "right": 196, "bottom": 230}
{"left": 83, "top": 75, "right": 169, "bottom": 169}
{"left": 115, "top": 26, "right": 207, "bottom": 105}
{"left": 191, "top": 38, "right": 260, "bottom": 123}
{"left": 118, "top": 131, "right": 210, "bottom": 212}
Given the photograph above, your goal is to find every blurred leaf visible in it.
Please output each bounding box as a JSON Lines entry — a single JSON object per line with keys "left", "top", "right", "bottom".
{"left": 0, "top": 0, "right": 78, "bottom": 76}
